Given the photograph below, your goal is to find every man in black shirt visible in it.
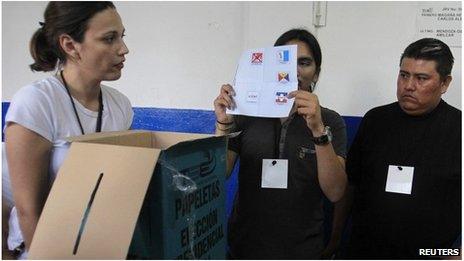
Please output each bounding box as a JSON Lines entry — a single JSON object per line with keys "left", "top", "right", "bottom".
{"left": 342, "top": 38, "right": 461, "bottom": 259}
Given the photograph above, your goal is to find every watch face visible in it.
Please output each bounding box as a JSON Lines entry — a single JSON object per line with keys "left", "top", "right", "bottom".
{"left": 313, "top": 126, "right": 332, "bottom": 145}
{"left": 326, "top": 126, "right": 333, "bottom": 142}
{"left": 320, "top": 135, "right": 329, "bottom": 144}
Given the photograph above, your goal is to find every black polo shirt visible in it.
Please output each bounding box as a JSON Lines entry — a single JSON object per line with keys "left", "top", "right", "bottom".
{"left": 228, "top": 107, "right": 347, "bottom": 259}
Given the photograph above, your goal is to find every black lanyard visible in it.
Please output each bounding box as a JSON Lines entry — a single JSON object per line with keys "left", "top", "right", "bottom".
{"left": 60, "top": 71, "right": 103, "bottom": 135}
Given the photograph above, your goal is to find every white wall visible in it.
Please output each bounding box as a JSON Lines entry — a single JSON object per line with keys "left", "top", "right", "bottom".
{"left": 2, "top": 1, "right": 461, "bottom": 117}
{"left": 317, "top": 1, "right": 462, "bottom": 116}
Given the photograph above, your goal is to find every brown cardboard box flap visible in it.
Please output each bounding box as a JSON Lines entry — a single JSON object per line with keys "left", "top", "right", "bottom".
{"left": 150, "top": 131, "right": 213, "bottom": 150}
{"left": 65, "top": 130, "right": 214, "bottom": 150}
{"left": 66, "top": 130, "right": 154, "bottom": 148}
{"left": 29, "top": 142, "right": 160, "bottom": 259}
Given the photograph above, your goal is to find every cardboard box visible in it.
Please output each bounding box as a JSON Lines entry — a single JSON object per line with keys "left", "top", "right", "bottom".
{"left": 29, "top": 130, "right": 227, "bottom": 259}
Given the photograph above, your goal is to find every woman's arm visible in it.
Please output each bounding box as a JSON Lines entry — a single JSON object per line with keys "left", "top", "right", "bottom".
{"left": 214, "top": 84, "right": 239, "bottom": 179}
{"left": 5, "top": 123, "right": 52, "bottom": 250}
{"left": 215, "top": 124, "right": 238, "bottom": 179}
{"left": 314, "top": 147, "right": 347, "bottom": 202}
{"left": 288, "top": 90, "right": 347, "bottom": 202}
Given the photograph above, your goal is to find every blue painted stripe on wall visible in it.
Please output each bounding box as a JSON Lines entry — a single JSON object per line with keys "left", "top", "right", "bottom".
{"left": 1, "top": 102, "right": 362, "bottom": 218}
{"left": 2, "top": 102, "right": 9, "bottom": 137}
{"left": 2, "top": 102, "right": 363, "bottom": 143}
{"left": 343, "top": 116, "right": 363, "bottom": 148}
{"left": 132, "top": 107, "right": 216, "bottom": 134}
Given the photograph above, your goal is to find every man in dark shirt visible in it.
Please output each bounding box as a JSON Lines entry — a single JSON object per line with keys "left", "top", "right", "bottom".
{"left": 342, "top": 38, "right": 461, "bottom": 259}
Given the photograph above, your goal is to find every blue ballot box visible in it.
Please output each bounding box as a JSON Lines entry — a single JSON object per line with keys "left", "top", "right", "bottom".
{"left": 128, "top": 134, "right": 227, "bottom": 259}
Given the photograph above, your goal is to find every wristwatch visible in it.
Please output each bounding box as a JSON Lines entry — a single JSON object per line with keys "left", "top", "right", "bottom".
{"left": 312, "top": 126, "right": 332, "bottom": 145}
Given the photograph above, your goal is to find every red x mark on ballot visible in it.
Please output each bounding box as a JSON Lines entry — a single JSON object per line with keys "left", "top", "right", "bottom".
{"left": 251, "top": 52, "right": 263, "bottom": 64}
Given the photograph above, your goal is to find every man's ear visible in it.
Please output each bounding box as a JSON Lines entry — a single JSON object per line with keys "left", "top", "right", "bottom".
{"left": 58, "top": 34, "right": 81, "bottom": 61}
{"left": 440, "top": 75, "right": 452, "bottom": 94}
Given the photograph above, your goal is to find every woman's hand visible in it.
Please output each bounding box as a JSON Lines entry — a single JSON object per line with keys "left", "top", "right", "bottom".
{"left": 288, "top": 90, "right": 324, "bottom": 135}
{"left": 213, "top": 84, "right": 235, "bottom": 124}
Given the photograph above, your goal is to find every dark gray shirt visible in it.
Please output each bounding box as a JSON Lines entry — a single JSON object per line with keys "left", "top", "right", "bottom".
{"left": 228, "top": 107, "right": 347, "bottom": 259}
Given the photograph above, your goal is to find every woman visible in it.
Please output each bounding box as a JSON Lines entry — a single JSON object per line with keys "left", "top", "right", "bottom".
{"left": 214, "top": 29, "right": 347, "bottom": 259}
{"left": 4, "top": 2, "right": 132, "bottom": 258}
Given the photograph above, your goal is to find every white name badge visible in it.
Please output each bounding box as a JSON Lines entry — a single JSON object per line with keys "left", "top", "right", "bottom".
{"left": 385, "top": 165, "right": 414, "bottom": 195}
{"left": 261, "top": 159, "right": 288, "bottom": 189}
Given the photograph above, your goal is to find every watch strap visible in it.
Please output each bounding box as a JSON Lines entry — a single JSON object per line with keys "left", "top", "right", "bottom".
{"left": 312, "top": 126, "right": 332, "bottom": 145}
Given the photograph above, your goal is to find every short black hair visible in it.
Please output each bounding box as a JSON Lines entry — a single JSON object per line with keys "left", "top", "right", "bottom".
{"left": 400, "top": 38, "right": 454, "bottom": 80}
{"left": 274, "top": 28, "right": 322, "bottom": 76}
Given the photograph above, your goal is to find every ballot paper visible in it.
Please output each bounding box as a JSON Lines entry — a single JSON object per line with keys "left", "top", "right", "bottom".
{"left": 227, "top": 45, "right": 298, "bottom": 118}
